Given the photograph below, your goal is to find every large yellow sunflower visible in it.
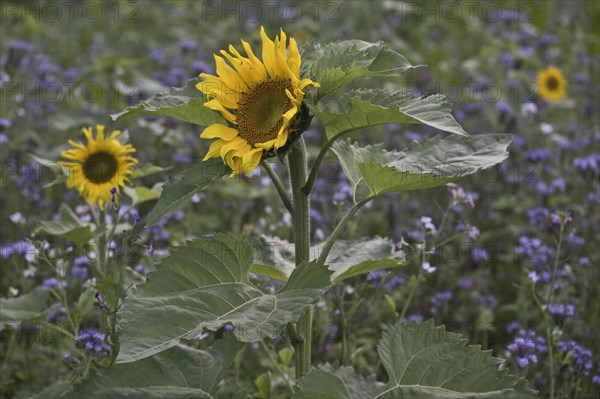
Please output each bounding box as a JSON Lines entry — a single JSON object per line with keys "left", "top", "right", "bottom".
{"left": 537, "top": 66, "right": 567, "bottom": 103}
{"left": 60, "top": 125, "right": 137, "bottom": 210}
{"left": 196, "top": 27, "right": 319, "bottom": 176}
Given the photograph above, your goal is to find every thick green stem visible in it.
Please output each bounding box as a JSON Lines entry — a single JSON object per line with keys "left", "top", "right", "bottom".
{"left": 288, "top": 139, "right": 312, "bottom": 378}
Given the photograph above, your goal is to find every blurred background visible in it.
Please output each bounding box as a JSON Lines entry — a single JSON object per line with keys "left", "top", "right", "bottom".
{"left": 1, "top": 1, "right": 599, "bottom": 398}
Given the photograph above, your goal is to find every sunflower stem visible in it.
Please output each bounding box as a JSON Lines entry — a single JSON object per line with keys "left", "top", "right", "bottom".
{"left": 98, "top": 209, "right": 108, "bottom": 278}
{"left": 302, "top": 139, "right": 334, "bottom": 196}
{"left": 261, "top": 160, "right": 293, "bottom": 214}
{"left": 288, "top": 138, "right": 312, "bottom": 378}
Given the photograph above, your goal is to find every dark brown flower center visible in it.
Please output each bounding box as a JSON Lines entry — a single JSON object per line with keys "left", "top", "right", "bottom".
{"left": 546, "top": 76, "right": 559, "bottom": 91}
{"left": 83, "top": 152, "right": 118, "bottom": 184}
{"left": 237, "top": 79, "right": 293, "bottom": 145}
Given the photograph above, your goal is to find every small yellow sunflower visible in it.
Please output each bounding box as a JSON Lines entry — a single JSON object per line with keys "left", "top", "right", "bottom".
{"left": 537, "top": 66, "right": 567, "bottom": 103}
{"left": 196, "top": 27, "right": 319, "bottom": 176}
{"left": 60, "top": 125, "right": 137, "bottom": 210}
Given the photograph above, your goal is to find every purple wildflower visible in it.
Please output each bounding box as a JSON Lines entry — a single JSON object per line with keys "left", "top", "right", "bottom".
{"left": 75, "top": 328, "right": 111, "bottom": 357}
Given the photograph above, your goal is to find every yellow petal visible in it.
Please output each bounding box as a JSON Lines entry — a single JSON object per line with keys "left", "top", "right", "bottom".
{"left": 96, "top": 125, "right": 105, "bottom": 143}
{"left": 260, "top": 26, "right": 285, "bottom": 79}
{"left": 204, "top": 99, "right": 237, "bottom": 124}
{"left": 67, "top": 140, "right": 86, "bottom": 150}
{"left": 242, "top": 148, "right": 263, "bottom": 174}
{"left": 287, "top": 37, "right": 301, "bottom": 78}
{"left": 108, "top": 130, "right": 121, "bottom": 140}
{"left": 197, "top": 77, "right": 240, "bottom": 109}
{"left": 274, "top": 128, "right": 289, "bottom": 149}
{"left": 221, "top": 47, "right": 261, "bottom": 85}
{"left": 241, "top": 39, "right": 267, "bottom": 81}
{"left": 214, "top": 55, "right": 247, "bottom": 92}
{"left": 83, "top": 127, "right": 94, "bottom": 142}
{"left": 254, "top": 138, "right": 278, "bottom": 150}
{"left": 200, "top": 124, "right": 239, "bottom": 141}
{"left": 203, "top": 139, "right": 227, "bottom": 160}
{"left": 220, "top": 137, "right": 248, "bottom": 158}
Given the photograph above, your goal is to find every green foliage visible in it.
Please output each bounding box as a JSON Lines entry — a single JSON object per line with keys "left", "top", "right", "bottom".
{"left": 122, "top": 185, "right": 161, "bottom": 207}
{"left": 129, "top": 163, "right": 171, "bottom": 179}
{"left": 117, "top": 234, "right": 332, "bottom": 363}
{"left": 301, "top": 40, "right": 416, "bottom": 98}
{"left": 326, "top": 237, "right": 406, "bottom": 283}
{"left": 251, "top": 236, "right": 405, "bottom": 284}
{"left": 145, "top": 158, "right": 230, "bottom": 227}
{"left": 0, "top": 288, "right": 50, "bottom": 328}
{"left": 64, "top": 338, "right": 238, "bottom": 399}
{"left": 111, "top": 78, "right": 225, "bottom": 126}
{"left": 331, "top": 135, "right": 513, "bottom": 203}
{"left": 311, "top": 89, "right": 467, "bottom": 141}
{"left": 294, "top": 320, "right": 536, "bottom": 398}
{"left": 34, "top": 204, "right": 98, "bottom": 245}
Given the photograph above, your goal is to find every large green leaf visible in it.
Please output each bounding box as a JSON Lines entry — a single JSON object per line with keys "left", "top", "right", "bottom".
{"left": 311, "top": 89, "right": 467, "bottom": 141}
{"left": 331, "top": 135, "right": 513, "bottom": 203}
{"left": 250, "top": 236, "right": 405, "bottom": 284}
{"left": 375, "top": 320, "right": 536, "bottom": 398}
{"left": 35, "top": 204, "right": 98, "bottom": 245}
{"left": 301, "top": 40, "right": 416, "bottom": 98}
{"left": 111, "top": 78, "right": 224, "bottom": 126}
{"left": 0, "top": 288, "right": 50, "bottom": 328}
{"left": 293, "top": 365, "right": 385, "bottom": 399}
{"left": 64, "top": 338, "right": 238, "bottom": 399}
{"left": 117, "top": 234, "right": 331, "bottom": 363}
{"left": 146, "top": 158, "right": 230, "bottom": 227}
{"left": 294, "top": 369, "right": 352, "bottom": 399}
{"left": 295, "top": 320, "right": 535, "bottom": 399}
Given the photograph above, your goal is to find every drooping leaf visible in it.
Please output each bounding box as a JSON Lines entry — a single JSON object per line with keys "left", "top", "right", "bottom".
{"left": 301, "top": 40, "right": 416, "bottom": 98}
{"left": 111, "top": 78, "right": 225, "bottom": 126}
{"left": 117, "top": 234, "right": 331, "bottom": 363}
{"left": 294, "top": 321, "right": 536, "bottom": 399}
{"left": 311, "top": 89, "right": 467, "bottom": 141}
{"left": 35, "top": 204, "right": 98, "bottom": 244}
{"left": 65, "top": 338, "right": 238, "bottom": 399}
{"left": 250, "top": 236, "right": 404, "bottom": 284}
{"left": 146, "top": 158, "right": 230, "bottom": 227}
{"left": 0, "top": 288, "right": 50, "bottom": 328}
{"left": 332, "top": 135, "right": 513, "bottom": 203}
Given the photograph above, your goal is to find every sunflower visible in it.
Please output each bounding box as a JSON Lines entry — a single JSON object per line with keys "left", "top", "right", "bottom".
{"left": 537, "top": 66, "right": 567, "bottom": 103}
{"left": 196, "top": 27, "right": 319, "bottom": 176}
{"left": 60, "top": 125, "right": 137, "bottom": 210}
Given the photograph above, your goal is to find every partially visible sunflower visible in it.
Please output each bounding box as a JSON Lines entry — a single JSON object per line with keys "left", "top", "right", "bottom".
{"left": 60, "top": 125, "right": 137, "bottom": 210}
{"left": 196, "top": 26, "right": 319, "bottom": 176}
{"left": 537, "top": 66, "right": 567, "bottom": 103}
